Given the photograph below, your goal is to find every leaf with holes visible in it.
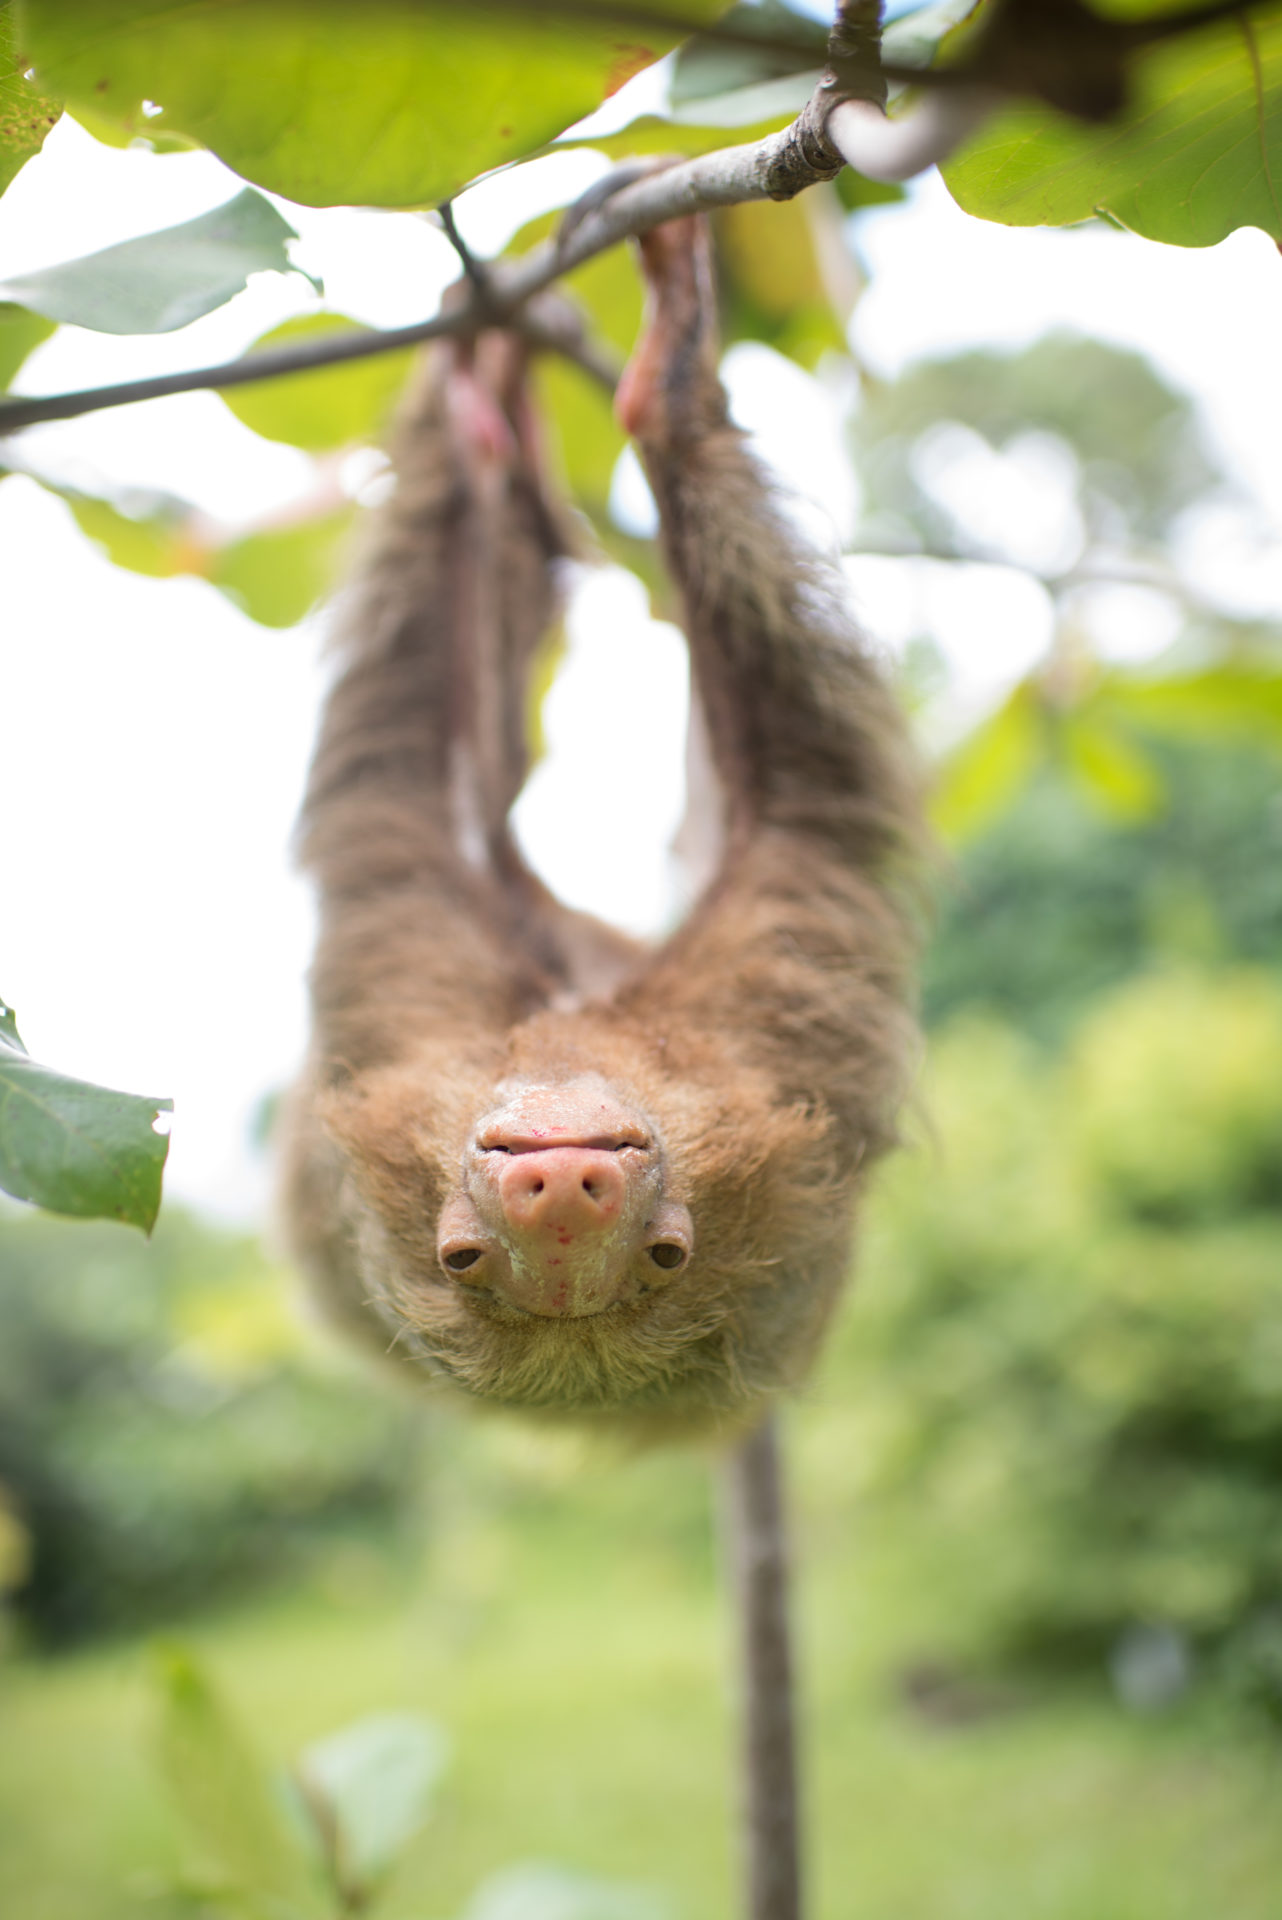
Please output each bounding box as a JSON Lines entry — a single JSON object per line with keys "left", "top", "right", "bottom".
{"left": 943, "top": 2, "right": 1282, "bottom": 246}
{"left": 21, "top": 0, "right": 726, "bottom": 211}
{"left": 0, "top": 994, "right": 171, "bottom": 1233}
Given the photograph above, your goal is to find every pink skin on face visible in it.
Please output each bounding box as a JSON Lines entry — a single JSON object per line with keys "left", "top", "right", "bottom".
{"left": 436, "top": 1078, "right": 692, "bottom": 1317}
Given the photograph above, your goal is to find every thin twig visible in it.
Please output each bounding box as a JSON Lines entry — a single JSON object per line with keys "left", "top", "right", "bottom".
{"left": 725, "top": 1412, "right": 802, "bottom": 1920}
{"left": 437, "top": 200, "right": 491, "bottom": 293}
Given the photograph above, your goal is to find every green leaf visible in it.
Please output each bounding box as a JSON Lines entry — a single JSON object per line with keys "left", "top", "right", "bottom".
{"left": 220, "top": 314, "right": 412, "bottom": 451}
{"left": 65, "top": 486, "right": 200, "bottom": 576}
{"left": 561, "top": 110, "right": 799, "bottom": 157}
{"left": 508, "top": 209, "right": 641, "bottom": 515}
{"left": 1062, "top": 714, "right": 1166, "bottom": 821}
{"left": 0, "top": 187, "right": 315, "bottom": 333}
{"left": 294, "top": 1713, "right": 447, "bottom": 1898}
{"left": 511, "top": 206, "right": 643, "bottom": 357}
{"left": 154, "top": 1646, "right": 318, "bottom": 1914}
{"left": 537, "top": 356, "right": 625, "bottom": 514}
{"left": 21, "top": 0, "right": 725, "bottom": 211}
{"left": 0, "top": 992, "right": 171, "bottom": 1233}
{"left": 834, "top": 168, "right": 905, "bottom": 212}
{"left": 211, "top": 509, "right": 353, "bottom": 629}
{"left": 715, "top": 193, "right": 846, "bottom": 367}
{"left": 0, "top": 3, "right": 60, "bottom": 196}
{"left": 670, "top": 0, "right": 826, "bottom": 106}
{"left": 66, "top": 102, "right": 196, "bottom": 155}
{"left": 933, "top": 682, "right": 1045, "bottom": 841}
{"left": 38, "top": 467, "right": 348, "bottom": 621}
{"left": 1104, "top": 665, "right": 1282, "bottom": 750}
{"left": 942, "top": 3, "right": 1282, "bottom": 246}
{"left": 880, "top": 0, "right": 979, "bottom": 75}
{"left": 0, "top": 299, "right": 53, "bottom": 388}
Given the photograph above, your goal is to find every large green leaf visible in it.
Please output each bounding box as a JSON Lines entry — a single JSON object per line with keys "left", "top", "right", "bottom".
{"left": 0, "top": 2, "right": 60, "bottom": 196}
{"left": 220, "top": 313, "right": 412, "bottom": 451}
{"left": 942, "top": 2, "right": 1282, "bottom": 245}
{"left": 20, "top": 0, "right": 724, "bottom": 211}
{"left": 0, "top": 299, "right": 53, "bottom": 387}
{"left": 0, "top": 994, "right": 171, "bottom": 1233}
{"left": 154, "top": 1646, "right": 320, "bottom": 1916}
{"left": 0, "top": 187, "right": 314, "bottom": 333}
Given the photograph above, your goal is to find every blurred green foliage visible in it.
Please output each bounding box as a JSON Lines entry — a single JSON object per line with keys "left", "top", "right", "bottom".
{"left": 855, "top": 330, "right": 1216, "bottom": 556}
{"left": 0, "top": 1204, "right": 420, "bottom": 1643}
{"left": 925, "top": 741, "right": 1282, "bottom": 1039}
{"left": 150, "top": 1645, "right": 658, "bottom": 1920}
{"left": 851, "top": 332, "right": 1282, "bottom": 847}
{"left": 839, "top": 965, "right": 1282, "bottom": 1705}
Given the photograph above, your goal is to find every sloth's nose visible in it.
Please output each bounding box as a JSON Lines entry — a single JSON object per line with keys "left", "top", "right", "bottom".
{"left": 498, "top": 1147, "right": 625, "bottom": 1233}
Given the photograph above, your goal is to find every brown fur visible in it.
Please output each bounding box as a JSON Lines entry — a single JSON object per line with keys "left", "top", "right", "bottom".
{"left": 279, "top": 223, "right": 923, "bottom": 1437}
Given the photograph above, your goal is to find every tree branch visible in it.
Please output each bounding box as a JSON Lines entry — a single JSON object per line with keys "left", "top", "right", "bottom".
{"left": 0, "top": 106, "right": 848, "bottom": 437}
{"left": 0, "top": 0, "right": 1247, "bottom": 438}
{"left": 725, "top": 1412, "right": 802, "bottom": 1920}
{"left": 437, "top": 199, "right": 491, "bottom": 293}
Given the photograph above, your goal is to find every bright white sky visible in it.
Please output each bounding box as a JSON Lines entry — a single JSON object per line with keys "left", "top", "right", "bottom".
{"left": 2, "top": 106, "right": 1281, "bottom": 1222}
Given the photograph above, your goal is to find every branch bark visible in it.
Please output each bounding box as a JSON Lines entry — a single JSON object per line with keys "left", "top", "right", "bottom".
{"left": 0, "top": 90, "right": 856, "bottom": 438}
{"left": 1, "top": 0, "right": 1245, "bottom": 438}
{"left": 725, "top": 1412, "right": 802, "bottom": 1920}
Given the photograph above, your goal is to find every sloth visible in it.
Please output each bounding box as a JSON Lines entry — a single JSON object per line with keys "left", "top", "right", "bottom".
{"left": 280, "top": 212, "right": 922, "bottom": 1434}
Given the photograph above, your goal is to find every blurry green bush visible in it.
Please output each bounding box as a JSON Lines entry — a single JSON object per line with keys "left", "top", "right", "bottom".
{"left": 0, "top": 1205, "right": 421, "bottom": 1642}
{"left": 924, "top": 740, "right": 1282, "bottom": 1039}
{"left": 839, "top": 963, "right": 1282, "bottom": 1704}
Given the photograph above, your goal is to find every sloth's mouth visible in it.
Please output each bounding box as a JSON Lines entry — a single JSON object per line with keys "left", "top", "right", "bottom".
{"left": 477, "top": 1133, "right": 651, "bottom": 1155}
{"left": 458, "top": 1289, "right": 633, "bottom": 1325}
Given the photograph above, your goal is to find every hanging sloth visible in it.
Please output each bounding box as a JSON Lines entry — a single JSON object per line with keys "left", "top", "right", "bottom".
{"left": 281, "top": 210, "right": 922, "bottom": 1435}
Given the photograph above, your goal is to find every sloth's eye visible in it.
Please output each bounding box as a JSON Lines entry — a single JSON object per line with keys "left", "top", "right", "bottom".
{"left": 649, "top": 1243, "right": 685, "bottom": 1271}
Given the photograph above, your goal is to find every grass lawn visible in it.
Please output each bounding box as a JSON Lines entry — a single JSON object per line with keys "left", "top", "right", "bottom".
{"left": 2, "top": 1416, "right": 1280, "bottom": 1920}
